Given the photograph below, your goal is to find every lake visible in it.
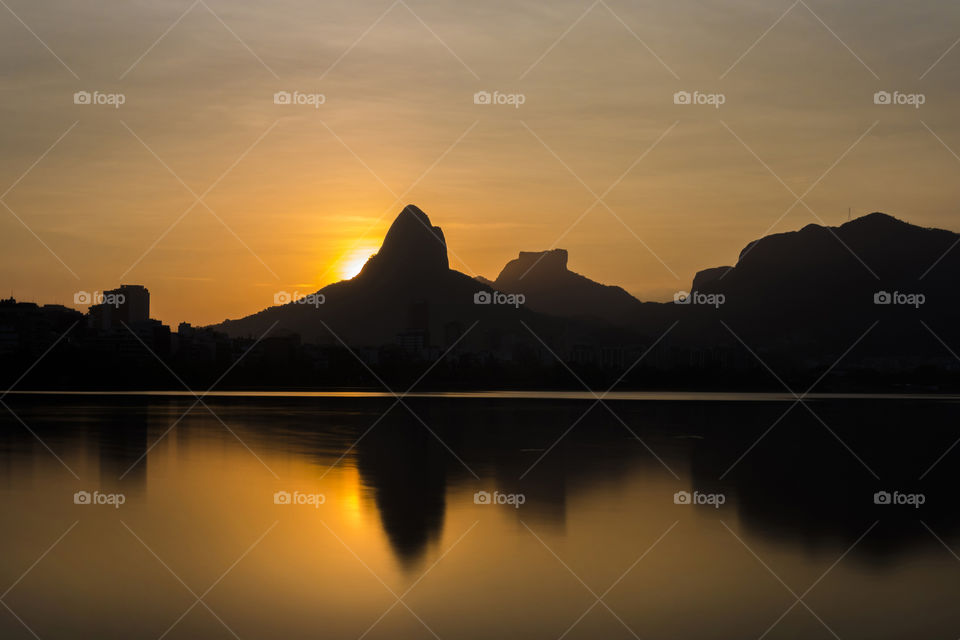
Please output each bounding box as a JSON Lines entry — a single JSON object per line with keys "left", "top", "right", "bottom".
{"left": 1, "top": 393, "right": 958, "bottom": 639}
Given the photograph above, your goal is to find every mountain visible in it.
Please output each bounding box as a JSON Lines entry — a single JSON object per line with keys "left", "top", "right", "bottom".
{"left": 211, "top": 207, "right": 960, "bottom": 377}
{"left": 484, "top": 249, "right": 649, "bottom": 325}
{"left": 480, "top": 211, "right": 960, "bottom": 365}
{"left": 211, "top": 206, "right": 627, "bottom": 351}
{"left": 8, "top": 205, "right": 959, "bottom": 390}
{"left": 699, "top": 213, "right": 958, "bottom": 296}
{"left": 685, "top": 212, "right": 960, "bottom": 359}
{"left": 359, "top": 204, "right": 448, "bottom": 278}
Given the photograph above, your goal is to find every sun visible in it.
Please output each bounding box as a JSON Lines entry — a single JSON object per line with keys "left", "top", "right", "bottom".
{"left": 337, "top": 244, "right": 379, "bottom": 280}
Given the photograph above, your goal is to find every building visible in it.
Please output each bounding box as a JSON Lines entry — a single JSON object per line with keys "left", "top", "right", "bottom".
{"left": 0, "top": 297, "right": 83, "bottom": 354}
{"left": 88, "top": 284, "right": 150, "bottom": 331}
{"left": 114, "top": 284, "right": 150, "bottom": 324}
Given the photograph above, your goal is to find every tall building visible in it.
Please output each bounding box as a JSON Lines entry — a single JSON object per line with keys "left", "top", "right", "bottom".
{"left": 88, "top": 284, "right": 150, "bottom": 330}
{"left": 112, "top": 284, "right": 149, "bottom": 325}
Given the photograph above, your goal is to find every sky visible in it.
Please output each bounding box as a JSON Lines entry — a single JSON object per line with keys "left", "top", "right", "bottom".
{"left": 2, "top": 0, "right": 960, "bottom": 327}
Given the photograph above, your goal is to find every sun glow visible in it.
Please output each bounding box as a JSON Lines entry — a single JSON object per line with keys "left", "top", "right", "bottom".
{"left": 336, "top": 244, "right": 379, "bottom": 281}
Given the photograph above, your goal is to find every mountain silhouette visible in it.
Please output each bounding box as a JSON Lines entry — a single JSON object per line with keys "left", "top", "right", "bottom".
{"left": 212, "top": 205, "right": 582, "bottom": 349}
{"left": 211, "top": 207, "right": 960, "bottom": 380}
{"left": 360, "top": 204, "right": 449, "bottom": 278}
{"left": 683, "top": 212, "right": 960, "bottom": 359}
{"left": 484, "top": 249, "right": 648, "bottom": 325}
{"left": 696, "top": 212, "right": 955, "bottom": 296}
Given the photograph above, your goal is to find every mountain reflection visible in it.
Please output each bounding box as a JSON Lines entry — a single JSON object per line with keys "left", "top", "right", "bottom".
{"left": 686, "top": 399, "right": 960, "bottom": 559}
{"left": 3, "top": 395, "right": 959, "bottom": 569}
{"left": 356, "top": 414, "right": 447, "bottom": 567}
{"left": 352, "top": 398, "right": 960, "bottom": 565}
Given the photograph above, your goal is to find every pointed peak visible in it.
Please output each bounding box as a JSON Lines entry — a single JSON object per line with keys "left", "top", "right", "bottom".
{"left": 400, "top": 203, "right": 430, "bottom": 222}
{"left": 359, "top": 205, "right": 449, "bottom": 278}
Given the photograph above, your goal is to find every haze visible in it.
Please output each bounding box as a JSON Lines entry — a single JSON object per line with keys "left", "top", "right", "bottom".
{"left": 2, "top": 0, "right": 959, "bottom": 327}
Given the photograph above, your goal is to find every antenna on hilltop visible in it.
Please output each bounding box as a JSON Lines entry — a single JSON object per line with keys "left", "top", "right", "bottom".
{"left": 848, "top": 207, "right": 851, "bottom": 221}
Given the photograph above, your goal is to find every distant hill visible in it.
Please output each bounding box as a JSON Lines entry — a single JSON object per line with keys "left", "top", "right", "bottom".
{"left": 484, "top": 249, "right": 649, "bottom": 325}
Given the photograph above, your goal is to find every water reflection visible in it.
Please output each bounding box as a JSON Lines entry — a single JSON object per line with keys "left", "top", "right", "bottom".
{"left": 686, "top": 399, "right": 960, "bottom": 558}
{"left": 356, "top": 416, "right": 447, "bottom": 566}
{"left": 96, "top": 403, "right": 150, "bottom": 494}
{"left": 5, "top": 396, "right": 960, "bottom": 563}
{"left": 1, "top": 395, "right": 959, "bottom": 638}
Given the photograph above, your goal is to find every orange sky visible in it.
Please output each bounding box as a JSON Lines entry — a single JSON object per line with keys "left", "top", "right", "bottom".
{"left": 2, "top": 0, "right": 960, "bottom": 327}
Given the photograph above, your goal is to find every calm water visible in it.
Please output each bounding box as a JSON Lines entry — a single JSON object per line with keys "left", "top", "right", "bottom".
{"left": 1, "top": 394, "right": 958, "bottom": 639}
